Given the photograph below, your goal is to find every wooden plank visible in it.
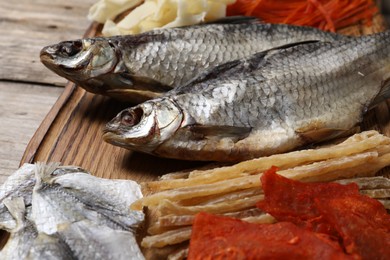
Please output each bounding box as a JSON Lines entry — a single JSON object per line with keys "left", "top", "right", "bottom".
{"left": 0, "top": 82, "right": 63, "bottom": 184}
{"left": 0, "top": 0, "right": 96, "bottom": 86}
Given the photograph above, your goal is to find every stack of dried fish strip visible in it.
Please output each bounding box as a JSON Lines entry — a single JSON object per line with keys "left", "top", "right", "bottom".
{"left": 133, "top": 130, "right": 390, "bottom": 255}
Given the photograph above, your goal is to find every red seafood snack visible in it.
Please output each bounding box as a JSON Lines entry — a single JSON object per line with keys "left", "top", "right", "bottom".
{"left": 188, "top": 212, "right": 352, "bottom": 260}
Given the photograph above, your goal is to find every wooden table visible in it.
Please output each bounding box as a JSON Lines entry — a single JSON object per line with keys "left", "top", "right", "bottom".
{"left": 0, "top": 0, "right": 95, "bottom": 184}
{"left": 1, "top": 1, "right": 390, "bottom": 185}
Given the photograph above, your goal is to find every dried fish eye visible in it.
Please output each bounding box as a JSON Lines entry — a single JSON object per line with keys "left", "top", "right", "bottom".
{"left": 120, "top": 108, "right": 143, "bottom": 126}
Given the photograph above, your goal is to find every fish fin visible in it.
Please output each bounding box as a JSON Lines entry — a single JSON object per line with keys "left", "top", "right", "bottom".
{"left": 297, "top": 128, "right": 354, "bottom": 144}
{"left": 202, "top": 16, "right": 261, "bottom": 25}
{"left": 168, "top": 59, "right": 243, "bottom": 96}
{"left": 188, "top": 125, "right": 252, "bottom": 141}
{"left": 368, "top": 78, "right": 390, "bottom": 109}
{"left": 129, "top": 75, "right": 172, "bottom": 92}
{"left": 262, "top": 40, "right": 321, "bottom": 54}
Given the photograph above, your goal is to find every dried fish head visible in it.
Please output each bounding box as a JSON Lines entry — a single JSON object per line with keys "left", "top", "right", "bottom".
{"left": 104, "top": 98, "right": 183, "bottom": 153}
{"left": 40, "top": 38, "right": 119, "bottom": 94}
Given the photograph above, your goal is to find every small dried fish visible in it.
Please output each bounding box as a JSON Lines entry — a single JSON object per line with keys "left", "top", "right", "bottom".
{"left": 0, "top": 163, "right": 145, "bottom": 260}
{"left": 40, "top": 19, "right": 344, "bottom": 103}
{"left": 104, "top": 31, "right": 390, "bottom": 162}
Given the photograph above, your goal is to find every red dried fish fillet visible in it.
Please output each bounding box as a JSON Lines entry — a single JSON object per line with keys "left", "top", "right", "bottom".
{"left": 256, "top": 166, "right": 359, "bottom": 234}
{"left": 188, "top": 212, "right": 353, "bottom": 260}
{"left": 315, "top": 195, "right": 390, "bottom": 259}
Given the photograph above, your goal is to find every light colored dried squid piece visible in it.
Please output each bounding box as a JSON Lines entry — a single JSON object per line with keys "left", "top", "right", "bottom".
{"left": 148, "top": 215, "right": 195, "bottom": 235}
{"left": 148, "top": 208, "right": 264, "bottom": 235}
{"left": 141, "top": 226, "right": 192, "bottom": 248}
{"left": 158, "top": 195, "right": 264, "bottom": 216}
{"left": 132, "top": 174, "right": 261, "bottom": 210}
{"left": 132, "top": 151, "right": 378, "bottom": 210}
{"left": 167, "top": 247, "right": 189, "bottom": 260}
{"left": 301, "top": 153, "right": 390, "bottom": 182}
{"left": 142, "top": 213, "right": 277, "bottom": 248}
{"left": 142, "top": 131, "right": 388, "bottom": 193}
{"left": 197, "top": 188, "right": 262, "bottom": 206}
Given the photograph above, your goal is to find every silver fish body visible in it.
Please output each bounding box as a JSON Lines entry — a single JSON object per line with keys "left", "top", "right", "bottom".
{"left": 104, "top": 31, "right": 390, "bottom": 162}
{"left": 40, "top": 21, "right": 343, "bottom": 103}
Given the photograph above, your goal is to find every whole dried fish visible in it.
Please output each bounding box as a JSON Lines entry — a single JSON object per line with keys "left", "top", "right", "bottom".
{"left": 104, "top": 31, "right": 390, "bottom": 162}
{"left": 40, "top": 20, "right": 343, "bottom": 103}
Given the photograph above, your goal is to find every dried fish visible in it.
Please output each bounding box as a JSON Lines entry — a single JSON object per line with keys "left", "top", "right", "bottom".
{"left": 57, "top": 220, "right": 144, "bottom": 260}
{"left": 0, "top": 163, "right": 145, "bottom": 260}
{"left": 0, "top": 164, "right": 86, "bottom": 231}
{"left": 40, "top": 20, "right": 344, "bottom": 103}
{"left": 32, "top": 167, "right": 144, "bottom": 234}
{"left": 0, "top": 197, "right": 38, "bottom": 260}
{"left": 0, "top": 164, "right": 35, "bottom": 231}
{"left": 105, "top": 31, "right": 390, "bottom": 161}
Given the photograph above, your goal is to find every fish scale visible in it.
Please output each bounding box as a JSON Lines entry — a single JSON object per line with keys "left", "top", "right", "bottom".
{"left": 104, "top": 31, "right": 390, "bottom": 162}
{"left": 41, "top": 21, "right": 344, "bottom": 102}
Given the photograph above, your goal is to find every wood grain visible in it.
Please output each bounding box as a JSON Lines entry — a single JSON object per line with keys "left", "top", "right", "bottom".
{"left": 0, "top": 82, "right": 62, "bottom": 184}
{"left": 0, "top": 0, "right": 96, "bottom": 86}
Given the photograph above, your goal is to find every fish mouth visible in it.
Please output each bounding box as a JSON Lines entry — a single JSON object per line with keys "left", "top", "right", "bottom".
{"left": 40, "top": 40, "right": 87, "bottom": 72}
{"left": 40, "top": 40, "right": 83, "bottom": 60}
{"left": 102, "top": 132, "right": 129, "bottom": 148}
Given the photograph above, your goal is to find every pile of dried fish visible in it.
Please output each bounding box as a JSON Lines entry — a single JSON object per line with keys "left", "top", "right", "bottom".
{"left": 0, "top": 163, "right": 144, "bottom": 260}
{"left": 134, "top": 131, "right": 390, "bottom": 258}
{"left": 40, "top": 19, "right": 343, "bottom": 103}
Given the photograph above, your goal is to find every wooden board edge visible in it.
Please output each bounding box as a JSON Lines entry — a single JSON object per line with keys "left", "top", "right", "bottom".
{"left": 20, "top": 82, "right": 75, "bottom": 165}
